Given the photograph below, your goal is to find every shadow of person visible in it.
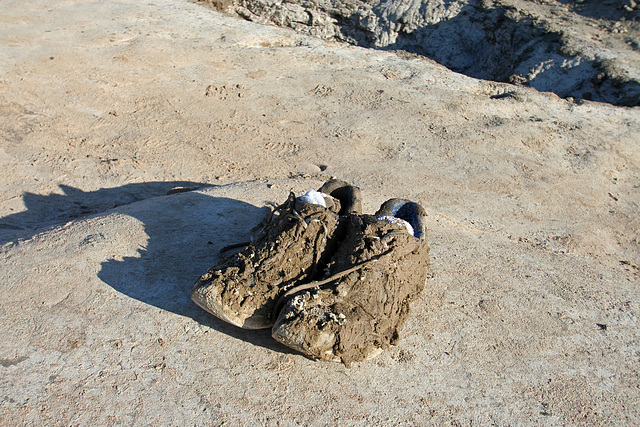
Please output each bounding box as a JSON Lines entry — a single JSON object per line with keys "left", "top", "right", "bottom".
{"left": 97, "top": 188, "right": 296, "bottom": 355}
{"left": 0, "top": 181, "right": 205, "bottom": 244}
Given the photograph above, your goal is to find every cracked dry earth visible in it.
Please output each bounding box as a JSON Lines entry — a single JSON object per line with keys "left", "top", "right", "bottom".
{"left": 1, "top": 0, "right": 639, "bottom": 425}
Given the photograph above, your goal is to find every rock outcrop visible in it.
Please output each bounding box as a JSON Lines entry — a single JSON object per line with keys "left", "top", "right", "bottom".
{"left": 207, "top": 0, "right": 640, "bottom": 106}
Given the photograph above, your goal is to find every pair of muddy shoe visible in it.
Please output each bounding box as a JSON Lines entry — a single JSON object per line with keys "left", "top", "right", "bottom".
{"left": 191, "top": 179, "right": 430, "bottom": 365}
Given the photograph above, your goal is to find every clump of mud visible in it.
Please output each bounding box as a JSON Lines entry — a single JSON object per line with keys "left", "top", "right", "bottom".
{"left": 273, "top": 214, "right": 430, "bottom": 366}
{"left": 192, "top": 195, "right": 344, "bottom": 329}
{"left": 201, "top": 0, "right": 640, "bottom": 106}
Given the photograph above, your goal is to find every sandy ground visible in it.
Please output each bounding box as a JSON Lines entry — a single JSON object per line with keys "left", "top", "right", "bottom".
{"left": 1, "top": 0, "right": 639, "bottom": 424}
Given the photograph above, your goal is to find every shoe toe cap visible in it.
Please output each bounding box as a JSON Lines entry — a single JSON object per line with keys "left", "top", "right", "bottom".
{"left": 272, "top": 312, "right": 341, "bottom": 362}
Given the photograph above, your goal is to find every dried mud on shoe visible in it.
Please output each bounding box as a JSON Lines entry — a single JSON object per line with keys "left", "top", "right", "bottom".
{"left": 272, "top": 214, "right": 430, "bottom": 366}
{"left": 192, "top": 193, "right": 343, "bottom": 329}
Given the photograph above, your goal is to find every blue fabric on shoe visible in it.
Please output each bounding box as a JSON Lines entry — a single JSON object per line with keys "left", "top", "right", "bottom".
{"left": 395, "top": 202, "right": 425, "bottom": 239}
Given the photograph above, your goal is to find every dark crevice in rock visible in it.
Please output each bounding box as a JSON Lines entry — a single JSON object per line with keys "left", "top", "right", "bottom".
{"left": 559, "top": 0, "right": 640, "bottom": 22}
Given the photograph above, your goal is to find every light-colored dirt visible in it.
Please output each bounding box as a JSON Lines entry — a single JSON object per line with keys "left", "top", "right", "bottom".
{"left": 0, "top": 0, "right": 639, "bottom": 424}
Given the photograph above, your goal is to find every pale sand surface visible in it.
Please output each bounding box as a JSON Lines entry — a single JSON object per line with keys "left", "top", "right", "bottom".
{"left": 1, "top": 0, "right": 639, "bottom": 424}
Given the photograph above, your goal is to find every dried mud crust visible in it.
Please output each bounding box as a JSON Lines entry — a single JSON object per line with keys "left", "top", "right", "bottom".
{"left": 272, "top": 215, "right": 430, "bottom": 365}
{"left": 192, "top": 194, "right": 345, "bottom": 329}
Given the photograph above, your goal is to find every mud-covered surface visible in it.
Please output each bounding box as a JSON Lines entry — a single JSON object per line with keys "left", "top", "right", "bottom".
{"left": 193, "top": 195, "right": 343, "bottom": 329}
{"left": 274, "top": 214, "right": 430, "bottom": 365}
{"left": 207, "top": 0, "right": 640, "bottom": 106}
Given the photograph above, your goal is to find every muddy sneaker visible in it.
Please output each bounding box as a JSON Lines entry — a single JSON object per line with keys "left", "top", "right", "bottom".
{"left": 318, "top": 179, "right": 362, "bottom": 215}
{"left": 191, "top": 179, "right": 362, "bottom": 329}
{"left": 271, "top": 199, "right": 429, "bottom": 365}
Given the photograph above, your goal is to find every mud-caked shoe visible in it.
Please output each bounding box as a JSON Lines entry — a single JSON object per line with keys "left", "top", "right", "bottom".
{"left": 318, "top": 178, "right": 362, "bottom": 215}
{"left": 271, "top": 199, "right": 429, "bottom": 365}
{"left": 191, "top": 180, "right": 362, "bottom": 329}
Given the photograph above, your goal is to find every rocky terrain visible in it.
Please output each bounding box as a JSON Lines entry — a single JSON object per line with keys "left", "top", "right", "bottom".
{"left": 1, "top": 0, "right": 639, "bottom": 424}
{"left": 208, "top": 0, "right": 640, "bottom": 106}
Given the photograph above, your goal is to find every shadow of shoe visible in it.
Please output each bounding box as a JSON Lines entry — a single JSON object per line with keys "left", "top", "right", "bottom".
{"left": 95, "top": 187, "right": 296, "bottom": 355}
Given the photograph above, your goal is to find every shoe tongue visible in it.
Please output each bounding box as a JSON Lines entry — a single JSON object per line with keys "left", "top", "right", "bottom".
{"left": 298, "top": 190, "right": 326, "bottom": 207}
{"left": 296, "top": 190, "right": 341, "bottom": 213}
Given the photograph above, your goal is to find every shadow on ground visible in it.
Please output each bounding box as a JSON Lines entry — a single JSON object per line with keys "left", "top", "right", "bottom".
{"left": 361, "top": 2, "right": 640, "bottom": 106}
{"left": 1, "top": 181, "right": 295, "bottom": 354}
{"left": 0, "top": 181, "right": 205, "bottom": 244}
{"left": 95, "top": 186, "right": 296, "bottom": 355}
{"left": 558, "top": 0, "right": 640, "bottom": 21}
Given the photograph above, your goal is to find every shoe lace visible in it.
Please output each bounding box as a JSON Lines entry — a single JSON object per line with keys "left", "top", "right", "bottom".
{"left": 219, "top": 191, "right": 332, "bottom": 292}
{"left": 271, "top": 246, "right": 395, "bottom": 322}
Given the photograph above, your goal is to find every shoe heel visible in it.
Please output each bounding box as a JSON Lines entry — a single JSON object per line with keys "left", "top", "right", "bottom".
{"left": 376, "top": 199, "right": 427, "bottom": 239}
{"left": 318, "top": 179, "right": 362, "bottom": 215}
